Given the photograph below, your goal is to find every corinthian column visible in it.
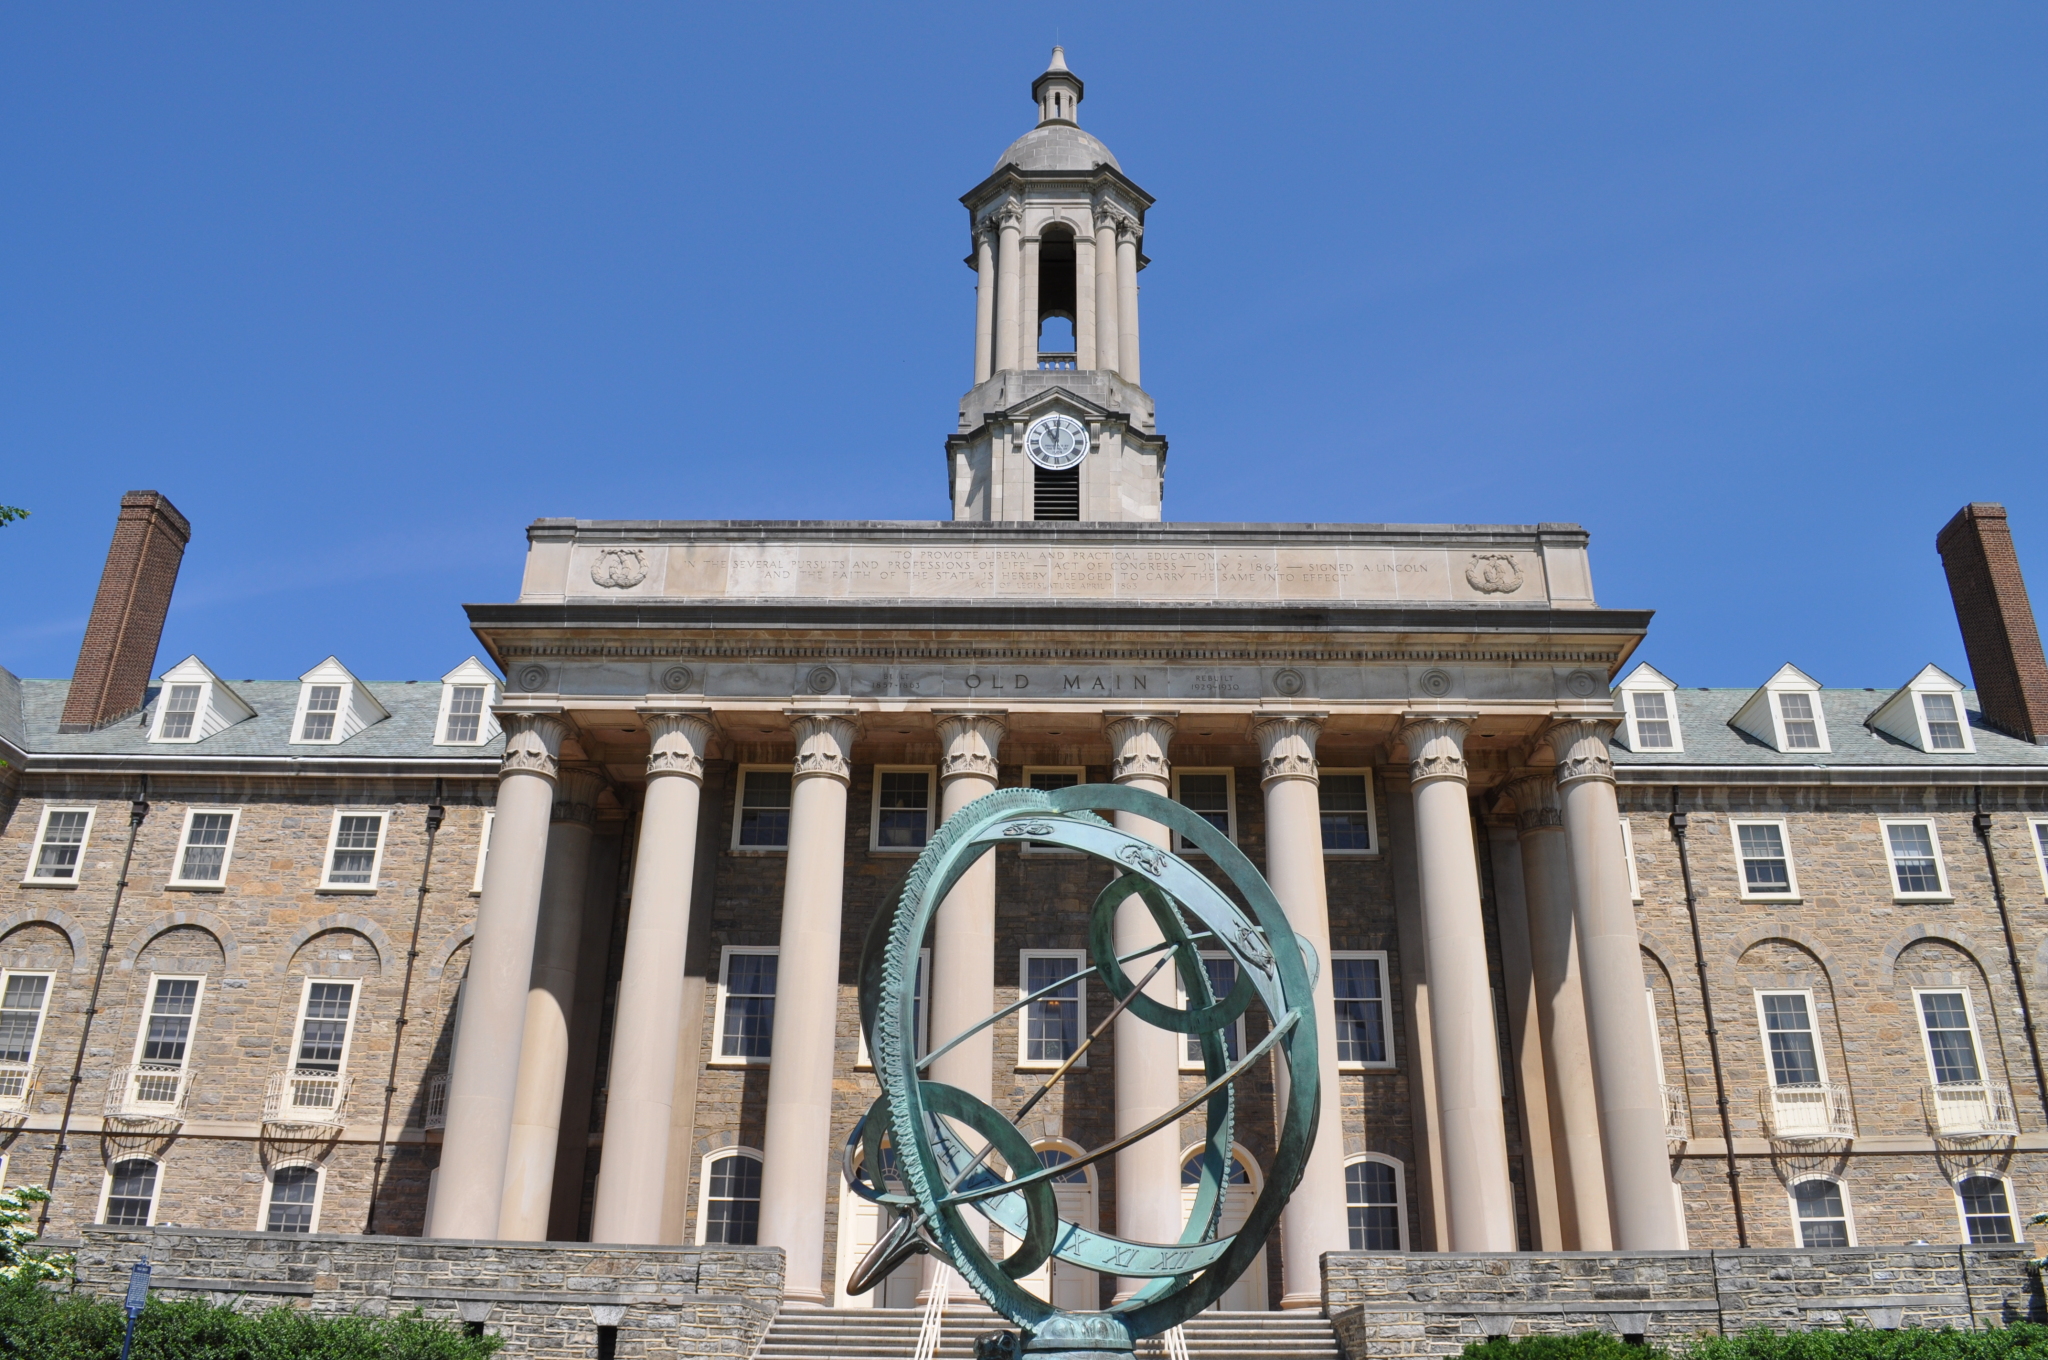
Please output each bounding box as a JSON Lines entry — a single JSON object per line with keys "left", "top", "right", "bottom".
{"left": 995, "top": 208, "right": 1023, "bottom": 373}
{"left": 1548, "top": 717, "right": 1681, "bottom": 1249}
{"left": 1115, "top": 216, "right": 1142, "bottom": 386}
{"left": 921, "top": 710, "right": 1006, "bottom": 1301}
{"left": 758, "top": 709, "right": 860, "bottom": 1304}
{"left": 1250, "top": 715, "right": 1348, "bottom": 1307}
{"left": 1093, "top": 211, "right": 1121, "bottom": 378}
{"left": 590, "top": 710, "right": 716, "bottom": 1245}
{"left": 1502, "top": 770, "right": 1610, "bottom": 1250}
{"left": 431, "top": 709, "right": 568, "bottom": 1240}
{"left": 1075, "top": 231, "right": 1097, "bottom": 370}
{"left": 498, "top": 765, "right": 603, "bottom": 1240}
{"left": 1021, "top": 231, "right": 1042, "bottom": 368}
{"left": 1395, "top": 716, "right": 1516, "bottom": 1251}
{"left": 1101, "top": 711, "right": 1182, "bottom": 1299}
{"left": 974, "top": 223, "right": 997, "bottom": 385}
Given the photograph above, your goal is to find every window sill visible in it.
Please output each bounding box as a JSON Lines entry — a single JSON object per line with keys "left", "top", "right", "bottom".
{"left": 869, "top": 848, "right": 928, "bottom": 856}
{"left": 708, "top": 1057, "right": 770, "bottom": 1069}
{"left": 165, "top": 882, "right": 225, "bottom": 893}
{"left": 1339, "top": 1063, "right": 1398, "bottom": 1073}
{"left": 1739, "top": 895, "right": 1801, "bottom": 904}
{"left": 729, "top": 847, "right": 790, "bottom": 856}
{"left": 1016, "top": 1061, "right": 1086, "bottom": 1072}
{"left": 1322, "top": 849, "right": 1381, "bottom": 859}
{"left": 316, "top": 886, "right": 379, "bottom": 896}
{"left": 1893, "top": 895, "right": 1954, "bottom": 904}
{"left": 17, "top": 879, "right": 79, "bottom": 890}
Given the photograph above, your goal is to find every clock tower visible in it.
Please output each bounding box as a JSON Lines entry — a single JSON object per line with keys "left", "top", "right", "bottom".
{"left": 947, "top": 49, "right": 1167, "bottom": 522}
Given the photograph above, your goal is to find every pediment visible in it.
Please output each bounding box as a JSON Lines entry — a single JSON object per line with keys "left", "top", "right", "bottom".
{"left": 999, "top": 385, "right": 1116, "bottom": 422}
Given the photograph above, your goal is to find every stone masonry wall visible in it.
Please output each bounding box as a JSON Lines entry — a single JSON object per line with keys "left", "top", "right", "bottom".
{"left": 72, "top": 1226, "right": 783, "bottom": 1360}
{"left": 1325, "top": 1246, "right": 2038, "bottom": 1358}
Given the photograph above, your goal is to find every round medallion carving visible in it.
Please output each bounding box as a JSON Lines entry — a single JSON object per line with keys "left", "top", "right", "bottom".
{"left": 660, "top": 665, "right": 694, "bottom": 694}
{"left": 1418, "top": 668, "right": 1453, "bottom": 697}
{"left": 1271, "top": 668, "right": 1305, "bottom": 697}
{"left": 1566, "top": 671, "right": 1601, "bottom": 698}
{"left": 516, "top": 664, "right": 549, "bottom": 693}
{"left": 806, "top": 665, "right": 840, "bottom": 695}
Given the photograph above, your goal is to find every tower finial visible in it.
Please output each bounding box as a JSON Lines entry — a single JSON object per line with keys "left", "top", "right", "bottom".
{"left": 1047, "top": 45, "right": 1069, "bottom": 73}
{"left": 1032, "top": 47, "right": 1082, "bottom": 126}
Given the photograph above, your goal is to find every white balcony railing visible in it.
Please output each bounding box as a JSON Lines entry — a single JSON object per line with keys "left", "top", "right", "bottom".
{"left": 424, "top": 1073, "right": 448, "bottom": 1130}
{"left": 1926, "top": 1080, "right": 2020, "bottom": 1137}
{"left": 1663, "top": 1084, "right": 1692, "bottom": 1143}
{"left": 263, "top": 1068, "right": 352, "bottom": 1127}
{"left": 1036, "top": 353, "right": 1078, "bottom": 371}
{"left": 0, "top": 1062, "right": 35, "bottom": 1115}
{"left": 1762, "top": 1081, "right": 1856, "bottom": 1141}
{"left": 107, "top": 1063, "right": 191, "bottom": 1121}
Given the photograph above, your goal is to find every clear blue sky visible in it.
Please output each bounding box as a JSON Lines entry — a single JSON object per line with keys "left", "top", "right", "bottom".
{"left": 3, "top": 5, "right": 2043, "bottom": 692}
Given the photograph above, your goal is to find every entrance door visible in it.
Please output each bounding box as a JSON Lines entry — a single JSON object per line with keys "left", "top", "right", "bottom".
{"left": 835, "top": 1153, "right": 923, "bottom": 1308}
{"left": 1001, "top": 1146, "right": 1098, "bottom": 1311}
{"left": 1181, "top": 1146, "right": 1266, "bottom": 1311}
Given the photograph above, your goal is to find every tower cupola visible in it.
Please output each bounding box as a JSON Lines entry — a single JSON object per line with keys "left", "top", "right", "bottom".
{"left": 1032, "top": 46, "right": 1084, "bottom": 126}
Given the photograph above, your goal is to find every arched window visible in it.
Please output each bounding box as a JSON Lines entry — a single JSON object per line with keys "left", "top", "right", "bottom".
{"left": 1957, "top": 1175, "right": 2017, "bottom": 1243}
{"left": 1344, "top": 1155, "right": 1407, "bottom": 1251}
{"left": 1040, "top": 1147, "right": 1089, "bottom": 1183}
{"left": 264, "top": 1163, "right": 321, "bottom": 1233}
{"left": 1789, "top": 1175, "right": 1852, "bottom": 1247}
{"left": 697, "top": 1149, "right": 763, "bottom": 1245}
{"left": 102, "top": 1158, "right": 160, "bottom": 1226}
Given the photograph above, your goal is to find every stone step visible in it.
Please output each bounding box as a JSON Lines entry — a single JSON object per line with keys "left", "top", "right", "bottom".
{"left": 757, "top": 1305, "right": 1341, "bottom": 1360}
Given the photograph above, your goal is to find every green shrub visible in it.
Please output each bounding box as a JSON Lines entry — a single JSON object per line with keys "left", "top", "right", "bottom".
{"left": 1462, "top": 1333, "right": 1669, "bottom": 1360}
{"left": 1462, "top": 1325, "right": 2048, "bottom": 1360}
{"left": 0, "top": 1271, "right": 503, "bottom": 1359}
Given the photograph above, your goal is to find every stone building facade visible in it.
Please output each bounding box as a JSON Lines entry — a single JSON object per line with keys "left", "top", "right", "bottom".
{"left": 3, "top": 48, "right": 2047, "bottom": 1326}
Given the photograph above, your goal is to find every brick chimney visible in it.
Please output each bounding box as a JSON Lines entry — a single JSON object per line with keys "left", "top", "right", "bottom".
{"left": 58, "top": 491, "right": 191, "bottom": 733}
{"left": 1936, "top": 502, "right": 2048, "bottom": 744}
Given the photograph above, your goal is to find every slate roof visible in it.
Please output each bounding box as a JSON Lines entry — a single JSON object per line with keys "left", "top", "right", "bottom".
{"left": 0, "top": 670, "right": 501, "bottom": 762}
{"left": 1611, "top": 687, "right": 2048, "bottom": 768}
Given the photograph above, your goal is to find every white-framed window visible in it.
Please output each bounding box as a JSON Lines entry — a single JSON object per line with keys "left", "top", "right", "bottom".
{"left": 695, "top": 1147, "right": 763, "bottom": 1244}
{"left": 1019, "top": 950, "right": 1088, "bottom": 1069}
{"left": 713, "top": 947, "right": 778, "bottom": 1065}
{"left": 297, "top": 685, "right": 344, "bottom": 742}
{"left": 291, "top": 979, "right": 358, "bottom": 1075}
{"left": 1914, "top": 989, "right": 1986, "bottom": 1086}
{"left": 1619, "top": 818, "right": 1643, "bottom": 901}
{"left": 289, "top": 657, "right": 388, "bottom": 746}
{"left": 130, "top": 974, "right": 206, "bottom": 1103}
{"left": 471, "top": 810, "right": 495, "bottom": 894}
{"left": 1919, "top": 692, "right": 1969, "bottom": 751}
{"left": 1628, "top": 690, "right": 1679, "bottom": 751}
{"left": 1344, "top": 1153, "right": 1408, "bottom": 1251}
{"left": 1332, "top": 951, "right": 1393, "bottom": 1070}
{"left": 24, "top": 806, "right": 94, "bottom": 884}
{"left": 1956, "top": 1174, "right": 2019, "bottom": 1244}
{"left": 1867, "top": 665, "right": 1976, "bottom": 753}
{"left": 1732, "top": 666, "right": 1831, "bottom": 754}
{"left": 732, "top": 767, "right": 792, "bottom": 851}
{"left": 1788, "top": 1174, "right": 1853, "bottom": 1247}
{"left": 870, "top": 767, "right": 936, "bottom": 853}
{"left": 0, "top": 972, "right": 53, "bottom": 1103}
{"left": 146, "top": 656, "right": 254, "bottom": 745}
{"left": 1172, "top": 769, "right": 1236, "bottom": 851}
{"left": 168, "top": 808, "right": 240, "bottom": 888}
{"left": 100, "top": 1156, "right": 162, "bottom": 1227}
{"left": 1755, "top": 990, "right": 1826, "bottom": 1087}
{"left": 1777, "top": 692, "right": 1824, "bottom": 750}
{"left": 319, "top": 811, "right": 387, "bottom": 890}
{"left": 858, "top": 948, "right": 929, "bottom": 1068}
{"left": 1177, "top": 952, "right": 1246, "bottom": 1071}
{"left": 1022, "top": 768, "right": 1086, "bottom": 854}
{"left": 153, "top": 682, "right": 206, "bottom": 742}
{"left": 1881, "top": 820, "right": 1951, "bottom": 900}
{"left": 1319, "top": 771, "right": 1378, "bottom": 854}
{"left": 1730, "top": 820, "right": 1798, "bottom": 900}
{"left": 261, "top": 1162, "right": 324, "bottom": 1233}
{"left": 434, "top": 658, "right": 501, "bottom": 746}
{"left": 2034, "top": 819, "right": 2048, "bottom": 898}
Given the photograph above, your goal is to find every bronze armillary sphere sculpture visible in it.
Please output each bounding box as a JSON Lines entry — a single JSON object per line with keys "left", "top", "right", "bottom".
{"left": 843, "top": 783, "right": 1321, "bottom": 1360}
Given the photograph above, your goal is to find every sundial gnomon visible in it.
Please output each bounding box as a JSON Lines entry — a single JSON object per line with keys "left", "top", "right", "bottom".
{"left": 843, "top": 783, "right": 1320, "bottom": 1355}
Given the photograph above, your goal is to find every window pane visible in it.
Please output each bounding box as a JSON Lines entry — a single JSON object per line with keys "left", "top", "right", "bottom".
{"left": 1025, "top": 955, "right": 1081, "bottom": 1062}
{"left": 1184, "top": 956, "right": 1240, "bottom": 1063}
{"left": 0, "top": 975, "right": 48, "bottom": 1065}
{"left": 1346, "top": 1161, "right": 1401, "bottom": 1250}
{"left": 297, "top": 983, "right": 355, "bottom": 1071}
{"left": 267, "top": 1166, "right": 319, "bottom": 1233}
{"left": 1887, "top": 824, "right": 1943, "bottom": 894}
{"left": 1762, "top": 993, "right": 1821, "bottom": 1086}
{"left": 178, "top": 812, "right": 234, "bottom": 882}
{"left": 1919, "top": 992, "right": 1982, "bottom": 1084}
{"left": 1737, "top": 824, "right": 1791, "bottom": 892}
{"left": 143, "top": 979, "right": 199, "bottom": 1064}
{"left": 445, "top": 686, "right": 485, "bottom": 743}
{"left": 104, "top": 1159, "right": 157, "bottom": 1226}
{"left": 34, "top": 811, "right": 90, "bottom": 879}
{"left": 1633, "top": 692, "right": 1674, "bottom": 748}
{"left": 328, "top": 815, "right": 382, "bottom": 884}
{"left": 738, "top": 772, "right": 792, "bottom": 847}
{"left": 1792, "top": 1179, "right": 1847, "bottom": 1247}
{"left": 1320, "top": 775, "right": 1373, "bottom": 850}
{"left": 705, "top": 1154, "right": 762, "bottom": 1244}
{"left": 721, "top": 953, "right": 777, "bottom": 1058}
{"left": 1334, "top": 957, "right": 1388, "bottom": 1065}
{"left": 1779, "top": 692, "right": 1820, "bottom": 748}
{"left": 300, "top": 685, "right": 342, "bottom": 742}
{"left": 1177, "top": 775, "right": 1231, "bottom": 847}
{"left": 1026, "top": 772, "right": 1079, "bottom": 849}
{"left": 1921, "top": 693, "right": 1966, "bottom": 750}
{"left": 160, "top": 685, "right": 201, "bottom": 740}
{"left": 1960, "top": 1176, "right": 2015, "bottom": 1243}
{"left": 1181, "top": 1152, "right": 1250, "bottom": 1186}
{"left": 876, "top": 772, "right": 931, "bottom": 849}
{"left": 1038, "top": 1148, "right": 1087, "bottom": 1184}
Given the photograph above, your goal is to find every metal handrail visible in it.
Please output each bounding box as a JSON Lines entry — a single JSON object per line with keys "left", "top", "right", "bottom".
{"left": 264, "top": 1068, "right": 352, "bottom": 1127}
{"left": 107, "top": 1063, "right": 191, "bottom": 1119}
{"left": 1762, "top": 1080, "right": 1855, "bottom": 1141}
{"left": 423, "top": 1073, "right": 448, "bottom": 1130}
{"left": 1925, "top": 1079, "right": 2019, "bottom": 1137}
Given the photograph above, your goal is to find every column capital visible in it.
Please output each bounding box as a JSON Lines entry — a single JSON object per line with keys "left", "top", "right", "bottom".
{"left": 1250, "top": 712, "right": 1326, "bottom": 786}
{"left": 1544, "top": 716, "right": 1621, "bottom": 787}
{"left": 995, "top": 203, "right": 1024, "bottom": 231}
{"left": 498, "top": 711, "right": 570, "bottom": 782}
{"left": 1395, "top": 714, "right": 1473, "bottom": 787}
{"left": 639, "top": 708, "right": 716, "bottom": 782}
{"left": 1501, "top": 769, "right": 1563, "bottom": 833}
{"left": 552, "top": 767, "right": 605, "bottom": 826}
{"left": 933, "top": 710, "right": 1007, "bottom": 783}
{"left": 1102, "top": 711, "right": 1177, "bottom": 783}
{"left": 785, "top": 709, "right": 860, "bottom": 784}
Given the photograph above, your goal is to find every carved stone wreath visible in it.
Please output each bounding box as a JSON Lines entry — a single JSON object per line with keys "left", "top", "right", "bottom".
{"left": 591, "top": 548, "right": 649, "bottom": 590}
{"left": 1465, "top": 553, "right": 1525, "bottom": 595}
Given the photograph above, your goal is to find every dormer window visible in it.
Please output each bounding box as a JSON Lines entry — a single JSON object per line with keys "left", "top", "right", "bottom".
{"left": 1632, "top": 692, "right": 1674, "bottom": 748}
{"left": 1730, "top": 665, "right": 1830, "bottom": 754}
{"left": 158, "top": 686, "right": 202, "bottom": 740}
{"left": 289, "top": 658, "right": 389, "bottom": 747}
{"left": 1778, "top": 693, "right": 1821, "bottom": 749}
{"left": 435, "top": 658, "right": 502, "bottom": 746}
{"left": 298, "top": 687, "right": 342, "bottom": 742}
{"left": 1865, "top": 665, "right": 1975, "bottom": 754}
{"left": 1922, "top": 693, "right": 1966, "bottom": 749}
{"left": 1615, "top": 662, "right": 1683, "bottom": 752}
{"left": 146, "top": 657, "right": 254, "bottom": 745}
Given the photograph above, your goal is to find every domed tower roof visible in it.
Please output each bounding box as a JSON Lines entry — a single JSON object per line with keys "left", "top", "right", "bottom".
{"left": 993, "top": 47, "right": 1120, "bottom": 172}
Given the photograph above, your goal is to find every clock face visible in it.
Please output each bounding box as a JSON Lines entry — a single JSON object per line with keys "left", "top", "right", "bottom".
{"left": 1023, "top": 414, "right": 1090, "bottom": 471}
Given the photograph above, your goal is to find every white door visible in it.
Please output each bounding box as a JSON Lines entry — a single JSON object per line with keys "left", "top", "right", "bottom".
{"left": 1182, "top": 1148, "right": 1266, "bottom": 1312}
{"left": 1003, "top": 1148, "right": 1098, "bottom": 1310}
{"left": 836, "top": 1170, "right": 923, "bottom": 1307}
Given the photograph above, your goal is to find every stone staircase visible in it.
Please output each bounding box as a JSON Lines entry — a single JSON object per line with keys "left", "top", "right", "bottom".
{"left": 753, "top": 1305, "right": 1343, "bottom": 1360}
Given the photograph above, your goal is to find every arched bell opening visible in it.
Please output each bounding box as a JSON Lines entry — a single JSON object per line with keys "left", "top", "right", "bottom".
{"left": 1036, "top": 224, "right": 1078, "bottom": 370}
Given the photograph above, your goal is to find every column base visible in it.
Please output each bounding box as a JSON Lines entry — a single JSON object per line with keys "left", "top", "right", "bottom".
{"left": 780, "top": 1289, "right": 827, "bottom": 1308}
{"left": 1279, "top": 1291, "right": 1323, "bottom": 1310}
